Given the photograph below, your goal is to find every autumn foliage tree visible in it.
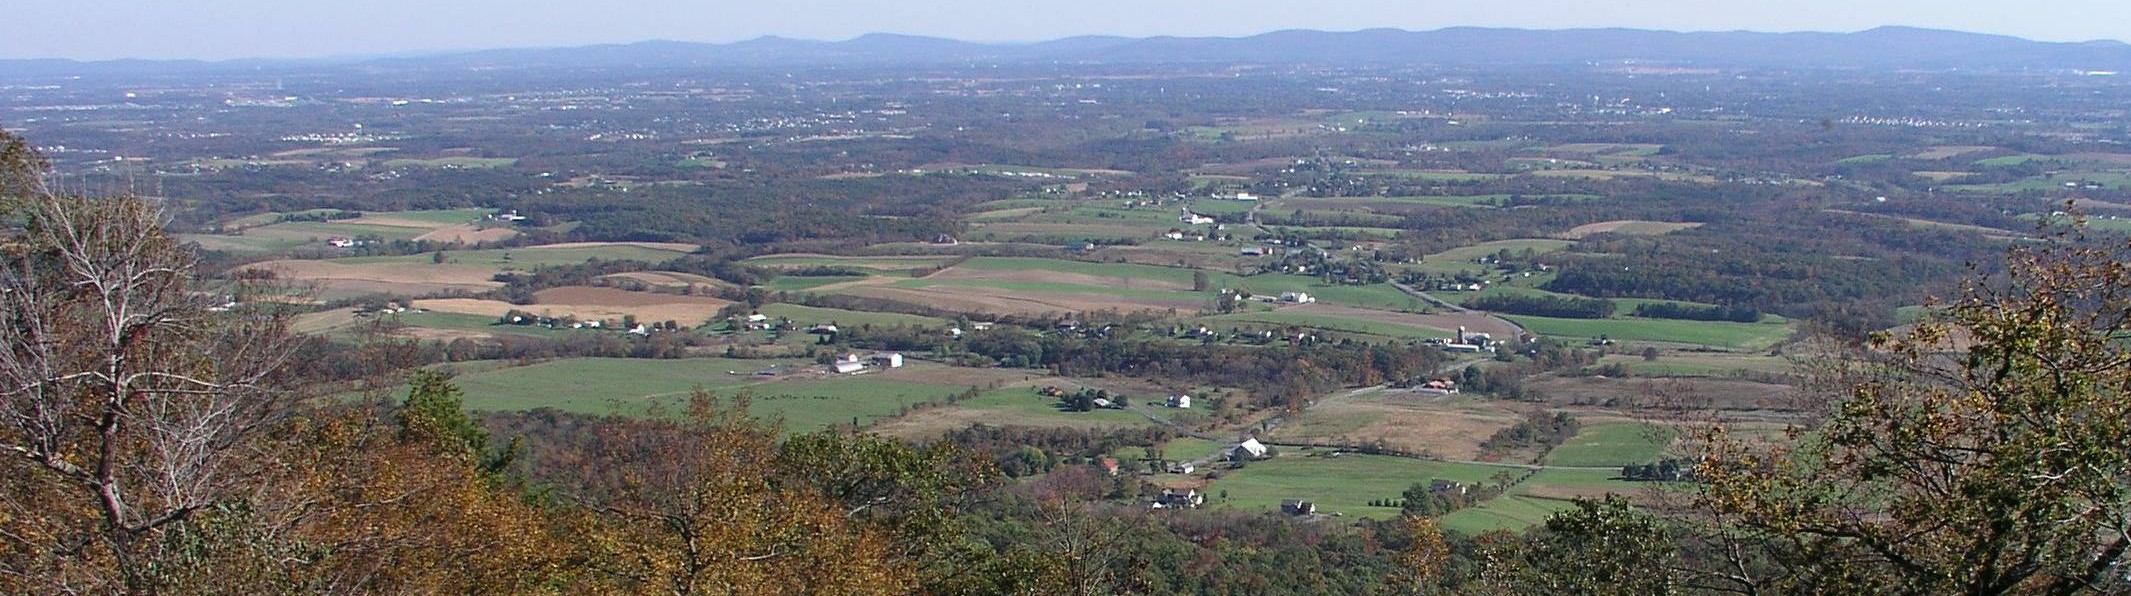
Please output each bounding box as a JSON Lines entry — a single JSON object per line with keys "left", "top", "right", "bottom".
{"left": 1696, "top": 230, "right": 2131, "bottom": 594}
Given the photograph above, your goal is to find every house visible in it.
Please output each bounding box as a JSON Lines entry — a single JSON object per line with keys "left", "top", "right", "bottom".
{"left": 492, "top": 210, "right": 530, "bottom": 223}
{"left": 1429, "top": 479, "right": 1468, "bottom": 496}
{"left": 326, "top": 237, "right": 362, "bottom": 248}
{"left": 1099, "top": 457, "right": 1121, "bottom": 477}
{"left": 971, "top": 322, "right": 994, "bottom": 331}
{"left": 932, "top": 234, "right": 960, "bottom": 245}
{"left": 1164, "top": 228, "right": 1186, "bottom": 241}
{"left": 1065, "top": 242, "right": 1099, "bottom": 253}
{"left": 1092, "top": 397, "right": 1115, "bottom": 409}
{"left": 1235, "top": 438, "right": 1269, "bottom": 460}
{"left": 1239, "top": 246, "right": 1267, "bottom": 257}
{"left": 869, "top": 352, "right": 904, "bottom": 368}
{"left": 1281, "top": 500, "right": 1316, "bottom": 516}
{"left": 1181, "top": 212, "right": 1216, "bottom": 225}
{"left": 807, "top": 324, "right": 840, "bottom": 335}
{"left": 1166, "top": 394, "right": 1192, "bottom": 409}
{"left": 1168, "top": 462, "right": 1196, "bottom": 474}
{"left": 1279, "top": 292, "right": 1316, "bottom": 304}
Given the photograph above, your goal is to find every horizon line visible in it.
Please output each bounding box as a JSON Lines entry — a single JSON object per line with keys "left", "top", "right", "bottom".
{"left": 3, "top": 24, "right": 2123, "bottom": 65}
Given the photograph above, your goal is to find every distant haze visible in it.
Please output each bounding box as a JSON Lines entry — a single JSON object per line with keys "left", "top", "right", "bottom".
{"left": 7, "top": 0, "right": 2131, "bottom": 61}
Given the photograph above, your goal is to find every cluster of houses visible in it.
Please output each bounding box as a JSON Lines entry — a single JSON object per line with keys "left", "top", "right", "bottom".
{"left": 828, "top": 352, "right": 904, "bottom": 374}
{"left": 1179, "top": 209, "right": 1217, "bottom": 225}
{"left": 487, "top": 210, "right": 530, "bottom": 223}
{"left": 325, "top": 236, "right": 374, "bottom": 248}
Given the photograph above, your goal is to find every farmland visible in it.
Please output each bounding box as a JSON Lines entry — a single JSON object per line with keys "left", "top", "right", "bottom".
{"left": 438, "top": 358, "right": 1022, "bottom": 432}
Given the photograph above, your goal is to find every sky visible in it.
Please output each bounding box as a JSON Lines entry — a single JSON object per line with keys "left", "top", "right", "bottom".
{"left": 8, "top": 0, "right": 2131, "bottom": 61}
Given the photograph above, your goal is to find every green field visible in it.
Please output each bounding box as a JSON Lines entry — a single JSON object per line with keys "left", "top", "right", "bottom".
{"left": 1946, "top": 171, "right": 2131, "bottom": 194}
{"left": 1506, "top": 315, "right": 1792, "bottom": 350}
{"left": 440, "top": 357, "right": 977, "bottom": 432}
{"left": 1352, "top": 170, "right": 1506, "bottom": 182}
{"left": 1407, "top": 239, "right": 1575, "bottom": 275}
{"left": 1206, "top": 454, "right": 1513, "bottom": 519}
{"left": 335, "top": 244, "right": 694, "bottom": 269}
{"left": 382, "top": 157, "right": 518, "bottom": 169}
{"left": 358, "top": 208, "right": 498, "bottom": 225}
{"left": 952, "top": 387, "right": 1161, "bottom": 427}
{"left": 759, "top": 275, "right": 868, "bottom": 292}
{"left": 1438, "top": 496, "right": 1577, "bottom": 535}
{"left": 1541, "top": 423, "right": 1678, "bottom": 467}
{"left": 1203, "top": 311, "right": 1451, "bottom": 340}
{"left": 744, "top": 254, "right": 958, "bottom": 271}
{"left": 1836, "top": 154, "right": 1895, "bottom": 165}
{"left": 755, "top": 303, "right": 947, "bottom": 329}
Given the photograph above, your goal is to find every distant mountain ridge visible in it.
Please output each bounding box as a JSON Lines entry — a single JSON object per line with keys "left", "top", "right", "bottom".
{"left": 7, "top": 26, "right": 2130, "bottom": 75}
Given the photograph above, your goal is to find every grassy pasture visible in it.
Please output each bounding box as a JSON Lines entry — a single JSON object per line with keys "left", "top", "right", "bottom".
{"left": 382, "top": 157, "right": 517, "bottom": 169}
{"left": 1504, "top": 315, "right": 1793, "bottom": 351}
{"left": 754, "top": 303, "right": 948, "bottom": 329}
{"left": 440, "top": 358, "right": 983, "bottom": 432}
{"left": 1541, "top": 423, "right": 1679, "bottom": 467}
{"left": 1206, "top": 454, "right": 1512, "bottom": 519}
{"left": 1202, "top": 311, "right": 1452, "bottom": 340}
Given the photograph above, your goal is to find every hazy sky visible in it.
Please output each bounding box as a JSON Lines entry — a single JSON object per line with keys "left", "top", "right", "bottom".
{"left": 9, "top": 0, "right": 2131, "bottom": 61}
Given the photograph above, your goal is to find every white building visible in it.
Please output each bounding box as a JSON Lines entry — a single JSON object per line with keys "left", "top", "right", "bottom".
{"left": 1279, "top": 292, "right": 1316, "bottom": 304}
{"left": 869, "top": 352, "right": 905, "bottom": 368}
{"left": 1166, "top": 394, "right": 1192, "bottom": 409}
{"left": 1236, "top": 438, "right": 1269, "bottom": 459}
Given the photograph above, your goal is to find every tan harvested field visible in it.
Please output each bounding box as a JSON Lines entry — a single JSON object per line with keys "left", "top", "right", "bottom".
{"left": 1913, "top": 171, "right": 1972, "bottom": 182}
{"left": 537, "top": 286, "right": 734, "bottom": 322}
{"left": 414, "top": 224, "right": 521, "bottom": 244}
{"left": 601, "top": 271, "right": 735, "bottom": 291}
{"left": 248, "top": 260, "right": 501, "bottom": 285}
{"left": 417, "top": 287, "right": 734, "bottom": 325}
{"left": 1556, "top": 220, "right": 1704, "bottom": 239}
{"left": 1289, "top": 303, "right": 1520, "bottom": 339}
{"left": 1910, "top": 145, "right": 1996, "bottom": 160}
{"left": 292, "top": 308, "right": 362, "bottom": 334}
{"left": 534, "top": 241, "right": 701, "bottom": 252}
{"left": 1269, "top": 393, "right": 1523, "bottom": 460}
{"left": 243, "top": 260, "right": 504, "bottom": 298}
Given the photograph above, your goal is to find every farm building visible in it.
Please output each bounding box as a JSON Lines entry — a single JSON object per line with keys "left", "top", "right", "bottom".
{"left": 869, "top": 352, "right": 904, "bottom": 368}
{"left": 1166, "top": 394, "right": 1192, "bottom": 409}
{"left": 1153, "top": 489, "right": 1205, "bottom": 509}
{"left": 1168, "top": 462, "right": 1196, "bottom": 474}
{"left": 1281, "top": 500, "right": 1316, "bottom": 516}
{"left": 1279, "top": 292, "right": 1316, "bottom": 304}
{"left": 1234, "top": 438, "right": 1269, "bottom": 460}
